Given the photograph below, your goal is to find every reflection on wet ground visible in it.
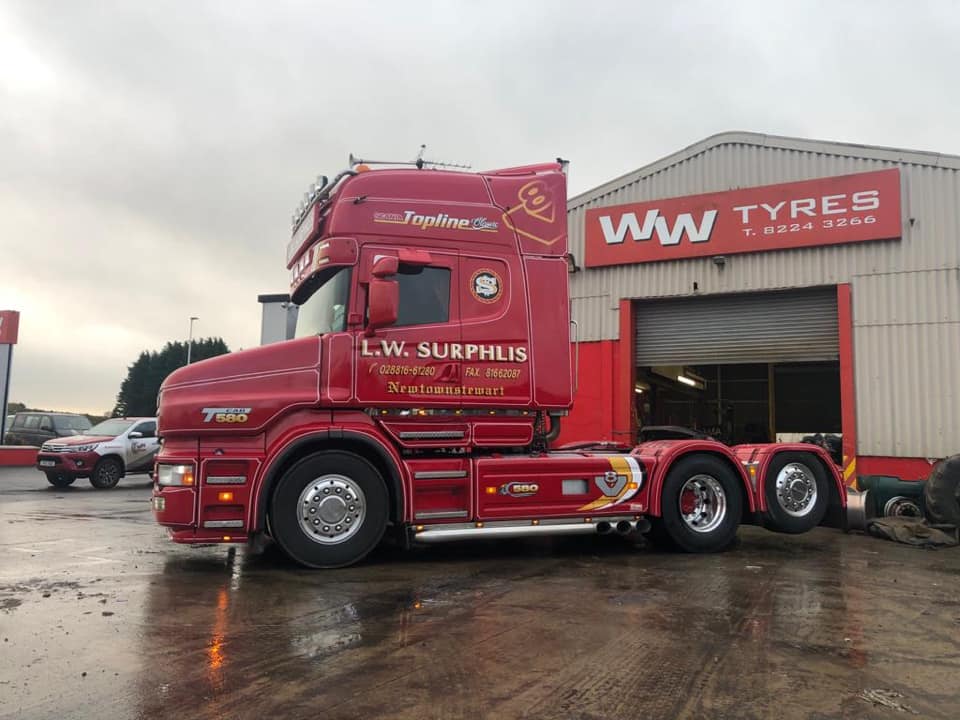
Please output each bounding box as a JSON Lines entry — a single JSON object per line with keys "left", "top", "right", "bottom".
{"left": 1, "top": 467, "right": 959, "bottom": 719}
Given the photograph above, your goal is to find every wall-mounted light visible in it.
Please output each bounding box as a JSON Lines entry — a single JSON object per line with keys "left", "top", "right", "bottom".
{"left": 676, "top": 371, "right": 706, "bottom": 390}
{"left": 566, "top": 253, "right": 580, "bottom": 274}
{"left": 712, "top": 255, "right": 727, "bottom": 268}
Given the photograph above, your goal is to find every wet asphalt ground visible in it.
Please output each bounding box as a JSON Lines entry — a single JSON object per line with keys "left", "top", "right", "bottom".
{"left": 1, "top": 466, "right": 959, "bottom": 719}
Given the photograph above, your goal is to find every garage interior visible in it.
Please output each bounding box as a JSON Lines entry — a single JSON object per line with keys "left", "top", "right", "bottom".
{"left": 632, "top": 287, "right": 842, "bottom": 460}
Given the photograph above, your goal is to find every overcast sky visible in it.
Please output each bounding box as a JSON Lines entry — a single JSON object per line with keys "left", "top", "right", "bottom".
{"left": 1, "top": 0, "right": 957, "bottom": 414}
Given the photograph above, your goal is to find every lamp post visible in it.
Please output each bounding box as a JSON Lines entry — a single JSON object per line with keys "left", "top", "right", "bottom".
{"left": 186, "top": 316, "right": 199, "bottom": 364}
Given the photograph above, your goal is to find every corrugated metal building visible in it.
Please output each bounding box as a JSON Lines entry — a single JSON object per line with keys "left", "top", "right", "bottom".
{"left": 561, "top": 131, "right": 960, "bottom": 483}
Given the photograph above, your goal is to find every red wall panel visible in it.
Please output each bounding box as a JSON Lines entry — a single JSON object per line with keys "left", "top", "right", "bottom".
{"left": 555, "top": 340, "right": 618, "bottom": 445}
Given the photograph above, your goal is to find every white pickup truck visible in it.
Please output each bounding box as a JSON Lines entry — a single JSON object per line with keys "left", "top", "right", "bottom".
{"left": 36, "top": 417, "right": 160, "bottom": 489}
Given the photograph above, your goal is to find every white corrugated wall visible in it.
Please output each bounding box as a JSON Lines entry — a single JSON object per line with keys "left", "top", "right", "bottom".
{"left": 567, "top": 132, "right": 960, "bottom": 458}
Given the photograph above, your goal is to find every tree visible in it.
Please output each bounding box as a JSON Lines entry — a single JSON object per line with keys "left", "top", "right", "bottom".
{"left": 113, "top": 338, "right": 230, "bottom": 417}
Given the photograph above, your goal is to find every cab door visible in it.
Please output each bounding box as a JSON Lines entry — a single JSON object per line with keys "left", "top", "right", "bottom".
{"left": 458, "top": 253, "right": 531, "bottom": 408}
{"left": 125, "top": 420, "right": 160, "bottom": 473}
{"left": 354, "top": 246, "right": 461, "bottom": 411}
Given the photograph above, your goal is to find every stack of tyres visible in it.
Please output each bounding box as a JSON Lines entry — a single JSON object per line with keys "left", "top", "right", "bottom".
{"left": 923, "top": 455, "right": 960, "bottom": 527}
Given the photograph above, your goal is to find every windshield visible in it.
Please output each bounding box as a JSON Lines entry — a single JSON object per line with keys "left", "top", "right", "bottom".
{"left": 86, "top": 419, "right": 135, "bottom": 436}
{"left": 295, "top": 267, "right": 352, "bottom": 338}
{"left": 54, "top": 415, "right": 92, "bottom": 431}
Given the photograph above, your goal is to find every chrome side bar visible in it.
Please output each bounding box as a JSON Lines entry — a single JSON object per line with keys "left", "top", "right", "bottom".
{"left": 413, "top": 516, "right": 638, "bottom": 544}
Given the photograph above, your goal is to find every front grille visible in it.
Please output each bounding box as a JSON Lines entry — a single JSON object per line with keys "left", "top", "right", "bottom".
{"left": 42, "top": 444, "right": 69, "bottom": 453}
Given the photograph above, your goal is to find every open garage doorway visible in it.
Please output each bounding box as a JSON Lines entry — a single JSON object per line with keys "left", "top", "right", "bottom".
{"left": 632, "top": 288, "right": 843, "bottom": 463}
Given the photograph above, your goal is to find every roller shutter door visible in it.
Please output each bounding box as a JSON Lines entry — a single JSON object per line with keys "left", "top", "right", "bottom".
{"left": 634, "top": 287, "right": 838, "bottom": 365}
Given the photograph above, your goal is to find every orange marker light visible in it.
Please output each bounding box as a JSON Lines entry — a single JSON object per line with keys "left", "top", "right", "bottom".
{"left": 222, "top": 536, "right": 232, "bottom": 541}
{"left": 182, "top": 472, "right": 195, "bottom": 486}
{"left": 218, "top": 491, "right": 234, "bottom": 502}
{"left": 355, "top": 164, "right": 370, "bottom": 172}
{"left": 485, "top": 486, "right": 497, "bottom": 494}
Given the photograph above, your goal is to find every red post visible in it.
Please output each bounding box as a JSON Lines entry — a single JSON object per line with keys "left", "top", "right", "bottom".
{"left": 837, "top": 284, "right": 857, "bottom": 486}
{"left": 613, "top": 299, "right": 635, "bottom": 443}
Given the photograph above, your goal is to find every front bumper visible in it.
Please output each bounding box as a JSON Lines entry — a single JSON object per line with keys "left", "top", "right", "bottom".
{"left": 36, "top": 451, "right": 99, "bottom": 476}
{"left": 152, "top": 486, "right": 250, "bottom": 544}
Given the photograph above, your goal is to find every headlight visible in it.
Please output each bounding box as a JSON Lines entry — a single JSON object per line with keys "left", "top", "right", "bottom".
{"left": 156, "top": 464, "right": 195, "bottom": 487}
{"left": 73, "top": 443, "right": 100, "bottom": 452}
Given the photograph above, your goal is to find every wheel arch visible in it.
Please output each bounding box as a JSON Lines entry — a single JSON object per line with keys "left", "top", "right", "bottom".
{"left": 641, "top": 442, "right": 756, "bottom": 519}
{"left": 253, "top": 430, "right": 405, "bottom": 532}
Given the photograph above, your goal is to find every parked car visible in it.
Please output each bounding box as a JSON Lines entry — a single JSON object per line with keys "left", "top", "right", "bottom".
{"left": 3, "top": 411, "right": 92, "bottom": 446}
{"left": 35, "top": 417, "right": 159, "bottom": 489}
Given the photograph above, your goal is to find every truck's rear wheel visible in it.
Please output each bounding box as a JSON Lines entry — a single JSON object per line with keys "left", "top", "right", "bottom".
{"left": 45, "top": 472, "right": 75, "bottom": 488}
{"left": 655, "top": 455, "right": 742, "bottom": 553}
{"left": 270, "top": 451, "right": 388, "bottom": 569}
{"left": 762, "top": 452, "right": 829, "bottom": 533}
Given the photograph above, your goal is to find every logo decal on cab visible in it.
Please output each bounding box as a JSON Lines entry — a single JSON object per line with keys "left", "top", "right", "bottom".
{"left": 201, "top": 407, "right": 252, "bottom": 423}
{"left": 470, "top": 269, "right": 502, "bottom": 303}
{"left": 498, "top": 482, "right": 539, "bottom": 497}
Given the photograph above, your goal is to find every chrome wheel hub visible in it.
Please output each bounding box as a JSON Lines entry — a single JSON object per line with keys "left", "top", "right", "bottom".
{"left": 775, "top": 463, "right": 817, "bottom": 517}
{"left": 679, "top": 474, "right": 727, "bottom": 533}
{"left": 298, "top": 475, "right": 365, "bottom": 544}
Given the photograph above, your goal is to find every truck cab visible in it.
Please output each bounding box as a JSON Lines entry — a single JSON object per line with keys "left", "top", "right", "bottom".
{"left": 152, "top": 158, "right": 846, "bottom": 568}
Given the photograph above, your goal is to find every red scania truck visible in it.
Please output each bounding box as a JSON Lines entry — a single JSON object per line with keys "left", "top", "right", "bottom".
{"left": 152, "top": 157, "right": 847, "bottom": 568}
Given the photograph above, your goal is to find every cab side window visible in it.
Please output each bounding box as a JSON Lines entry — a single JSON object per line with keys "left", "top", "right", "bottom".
{"left": 395, "top": 265, "right": 450, "bottom": 327}
{"left": 133, "top": 421, "right": 157, "bottom": 438}
{"left": 39, "top": 416, "right": 53, "bottom": 432}
{"left": 24, "top": 415, "right": 40, "bottom": 430}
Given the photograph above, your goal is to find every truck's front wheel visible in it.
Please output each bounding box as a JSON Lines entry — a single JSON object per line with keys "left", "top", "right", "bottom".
{"left": 655, "top": 455, "right": 742, "bottom": 553}
{"left": 270, "top": 451, "right": 389, "bottom": 569}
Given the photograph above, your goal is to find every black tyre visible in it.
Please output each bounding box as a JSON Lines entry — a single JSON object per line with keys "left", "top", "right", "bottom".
{"left": 762, "top": 452, "right": 830, "bottom": 534}
{"left": 90, "top": 458, "right": 122, "bottom": 489}
{"left": 655, "top": 454, "right": 742, "bottom": 553}
{"left": 45, "top": 472, "right": 75, "bottom": 488}
{"left": 270, "top": 451, "right": 389, "bottom": 569}
{"left": 923, "top": 454, "right": 960, "bottom": 526}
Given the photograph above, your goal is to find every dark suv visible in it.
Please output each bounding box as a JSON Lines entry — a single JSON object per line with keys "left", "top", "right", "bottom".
{"left": 3, "top": 412, "right": 92, "bottom": 446}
